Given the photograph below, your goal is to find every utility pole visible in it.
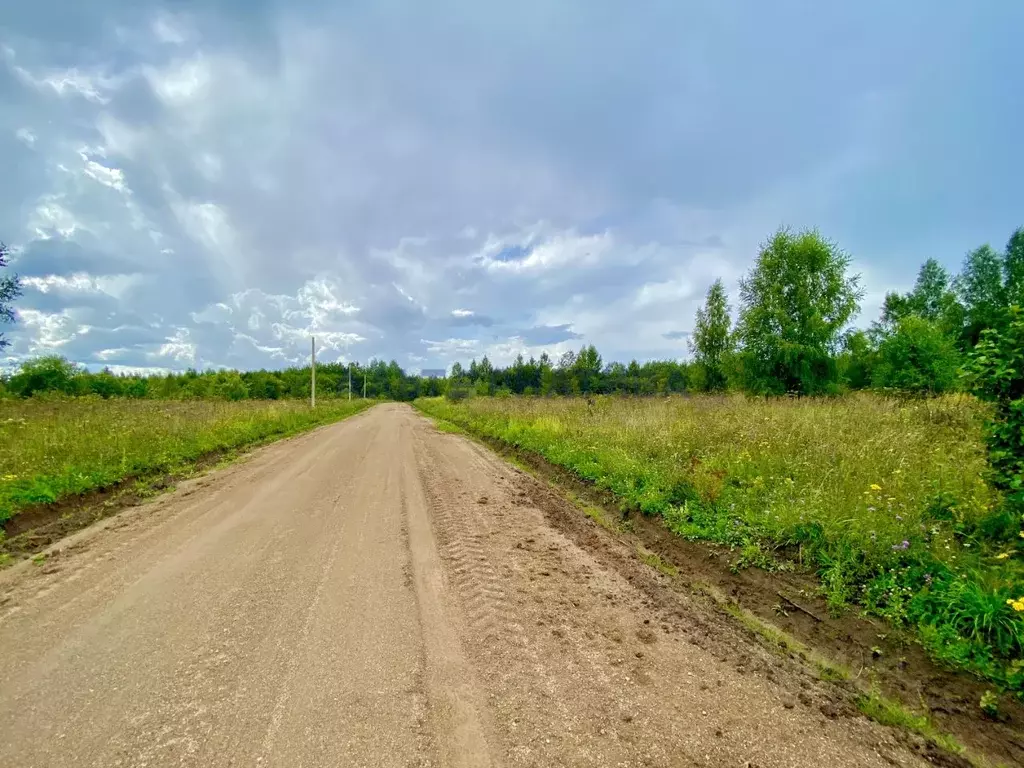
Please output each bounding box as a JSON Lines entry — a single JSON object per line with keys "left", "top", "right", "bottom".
{"left": 363, "top": 366, "right": 367, "bottom": 399}
{"left": 311, "top": 336, "right": 316, "bottom": 408}
{"left": 348, "top": 361, "right": 352, "bottom": 401}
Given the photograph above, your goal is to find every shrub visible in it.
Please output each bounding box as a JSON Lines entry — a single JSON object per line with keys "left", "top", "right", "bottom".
{"left": 965, "top": 307, "right": 1024, "bottom": 509}
{"left": 873, "top": 316, "right": 962, "bottom": 395}
{"left": 7, "top": 356, "right": 82, "bottom": 397}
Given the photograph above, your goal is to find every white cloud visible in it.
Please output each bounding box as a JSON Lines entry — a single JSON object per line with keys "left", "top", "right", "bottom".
{"left": 450, "top": 308, "right": 474, "bottom": 318}
{"left": 16, "top": 309, "right": 88, "bottom": 352}
{"left": 105, "top": 364, "right": 173, "bottom": 376}
{"left": 21, "top": 272, "right": 140, "bottom": 298}
{"left": 633, "top": 277, "right": 698, "bottom": 308}
{"left": 95, "top": 114, "right": 143, "bottom": 159}
{"left": 29, "top": 198, "right": 86, "bottom": 239}
{"left": 7, "top": 46, "right": 123, "bottom": 103}
{"left": 481, "top": 231, "right": 610, "bottom": 273}
{"left": 156, "top": 327, "right": 197, "bottom": 362}
{"left": 78, "top": 149, "right": 127, "bottom": 192}
{"left": 294, "top": 279, "right": 361, "bottom": 327}
{"left": 421, "top": 338, "right": 480, "bottom": 357}
{"left": 173, "top": 200, "right": 233, "bottom": 251}
{"left": 15, "top": 127, "right": 35, "bottom": 146}
{"left": 95, "top": 348, "right": 128, "bottom": 361}
{"left": 152, "top": 14, "right": 190, "bottom": 46}
{"left": 143, "top": 56, "right": 211, "bottom": 105}
{"left": 272, "top": 324, "right": 364, "bottom": 352}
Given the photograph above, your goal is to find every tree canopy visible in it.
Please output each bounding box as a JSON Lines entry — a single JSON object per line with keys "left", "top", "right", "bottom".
{"left": 0, "top": 242, "right": 22, "bottom": 351}
{"left": 689, "top": 279, "right": 733, "bottom": 392}
{"left": 735, "top": 228, "right": 862, "bottom": 395}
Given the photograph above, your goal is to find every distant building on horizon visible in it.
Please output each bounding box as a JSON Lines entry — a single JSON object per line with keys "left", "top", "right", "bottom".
{"left": 420, "top": 368, "right": 446, "bottom": 379}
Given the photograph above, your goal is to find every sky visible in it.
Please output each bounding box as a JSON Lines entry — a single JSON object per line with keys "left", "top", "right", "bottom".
{"left": 2, "top": 1, "right": 1023, "bottom": 375}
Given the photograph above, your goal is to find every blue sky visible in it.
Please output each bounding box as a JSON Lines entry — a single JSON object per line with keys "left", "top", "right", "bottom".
{"left": 2, "top": 1, "right": 1023, "bottom": 373}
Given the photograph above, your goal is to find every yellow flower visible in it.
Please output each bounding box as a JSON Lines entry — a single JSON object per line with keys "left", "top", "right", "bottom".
{"left": 1008, "top": 598, "right": 1024, "bottom": 612}
{"left": 1, "top": 474, "right": 15, "bottom": 481}
{"left": 870, "top": 484, "right": 882, "bottom": 491}
{"left": 996, "top": 552, "right": 1011, "bottom": 560}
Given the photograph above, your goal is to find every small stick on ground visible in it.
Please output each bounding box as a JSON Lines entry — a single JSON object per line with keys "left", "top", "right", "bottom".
{"left": 776, "top": 591, "right": 824, "bottom": 623}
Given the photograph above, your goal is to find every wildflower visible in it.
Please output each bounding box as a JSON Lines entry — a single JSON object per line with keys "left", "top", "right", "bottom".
{"left": 892, "top": 540, "right": 910, "bottom": 551}
{"left": 996, "top": 552, "right": 1011, "bottom": 560}
{"left": 923, "top": 573, "right": 932, "bottom": 585}
{"left": 1007, "top": 598, "right": 1024, "bottom": 612}
{"left": 1, "top": 474, "right": 16, "bottom": 481}
{"left": 870, "top": 484, "right": 882, "bottom": 492}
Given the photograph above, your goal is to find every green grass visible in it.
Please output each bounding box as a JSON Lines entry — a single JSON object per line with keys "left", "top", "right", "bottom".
{"left": 0, "top": 397, "right": 373, "bottom": 523}
{"left": 856, "top": 690, "right": 966, "bottom": 757}
{"left": 415, "top": 393, "right": 1024, "bottom": 694}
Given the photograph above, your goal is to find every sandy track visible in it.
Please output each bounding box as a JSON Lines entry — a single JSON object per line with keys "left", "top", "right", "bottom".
{"left": 0, "top": 404, "right": 930, "bottom": 767}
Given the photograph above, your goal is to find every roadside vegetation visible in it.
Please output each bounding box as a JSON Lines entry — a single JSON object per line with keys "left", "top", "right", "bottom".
{"left": 0, "top": 398, "right": 371, "bottom": 526}
{"left": 417, "top": 394, "right": 1023, "bottom": 695}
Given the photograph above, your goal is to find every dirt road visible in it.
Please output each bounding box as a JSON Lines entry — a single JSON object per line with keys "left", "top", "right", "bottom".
{"left": 0, "top": 404, "right": 933, "bottom": 767}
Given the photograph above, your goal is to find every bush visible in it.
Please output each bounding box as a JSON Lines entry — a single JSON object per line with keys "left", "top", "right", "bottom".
{"left": 966, "top": 307, "right": 1024, "bottom": 508}
{"left": 445, "top": 384, "right": 471, "bottom": 402}
{"left": 873, "top": 316, "right": 962, "bottom": 395}
{"left": 7, "top": 356, "right": 82, "bottom": 397}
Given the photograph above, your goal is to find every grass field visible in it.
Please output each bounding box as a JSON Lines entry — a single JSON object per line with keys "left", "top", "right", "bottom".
{"left": 416, "top": 394, "right": 1024, "bottom": 695}
{"left": 0, "top": 397, "right": 373, "bottom": 525}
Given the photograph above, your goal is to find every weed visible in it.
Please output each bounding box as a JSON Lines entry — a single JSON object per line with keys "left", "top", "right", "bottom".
{"left": 980, "top": 690, "right": 1000, "bottom": 719}
{"left": 856, "top": 690, "right": 965, "bottom": 756}
{"left": 636, "top": 545, "right": 679, "bottom": 577}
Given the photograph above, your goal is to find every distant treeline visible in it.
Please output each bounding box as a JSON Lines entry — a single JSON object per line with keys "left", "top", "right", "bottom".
{"left": 0, "top": 352, "right": 693, "bottom": 401}
{"left": 2, "top": 225, "right": 1023, "bottom": 401}
{"left": 0, "top": 358, "right": 438, "bottom": 401}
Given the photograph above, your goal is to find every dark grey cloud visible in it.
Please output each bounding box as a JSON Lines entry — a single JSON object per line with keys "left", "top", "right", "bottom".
{"left": 518, "top": 324, "right": 583, "bottom": 346}
{"left": 2, "top": 1, "right": 1023, "bottom": 372}
{"left": 662, "top": 330, "right": 690, "bottom": 341}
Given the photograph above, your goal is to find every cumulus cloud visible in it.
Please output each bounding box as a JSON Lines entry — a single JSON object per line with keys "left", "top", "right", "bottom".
{"left": 2, "top": 2, "right": 1022, "bottom": 373}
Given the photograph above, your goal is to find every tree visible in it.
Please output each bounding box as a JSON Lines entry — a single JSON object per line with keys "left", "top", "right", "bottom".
{"left": 689, "top": 279, "right": 733, "bottom": 391}
{"left": 872, "top": 316, "right": 961, "bottom": 395}
{"left": 837, "top": 329, "right": 874, "bottom": 390}
{"left": 213, "top": 371, "right": 249, "bottom": 401}
{"left": 8, "top": 356, "right": 81, "bottom": 397}
{"left": 0, "top": 242, "right": 22, "bottom": 350}
{"left": 735, "top": 228, "right": 862, "bottom": 395}
{"left": 571, "top": 344, "right": 602, "bottom": 393}
{"left": 907, "top": 259, "right": 954, "bottom": 322}
{"left": 874, "top": 259, "right": 963, "bottom": 344}
{"left": 956, "top": 244, "right": 1006, "bottom": 347}
{"left": 965, "top": 307, "right": 1024, "bottom": 517}
{"left": 1004, "top": 227, "right": 1024, "bottom": 308}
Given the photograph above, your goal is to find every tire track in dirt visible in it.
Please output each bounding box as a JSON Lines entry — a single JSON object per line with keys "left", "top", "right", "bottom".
{"left": 414, "top": 437, "right": 512, "bottom": 647}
